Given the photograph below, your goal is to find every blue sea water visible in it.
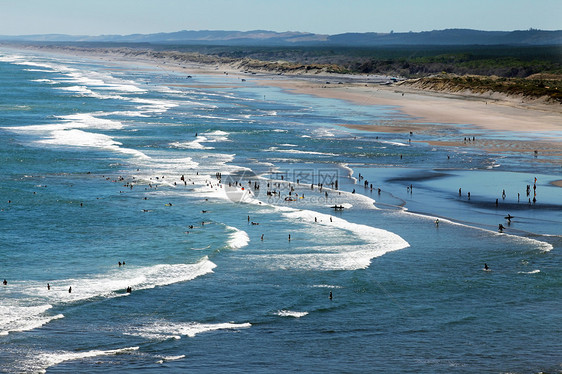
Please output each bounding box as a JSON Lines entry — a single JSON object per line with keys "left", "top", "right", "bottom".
{"left": 0, "top": 49, "right": 560, "bottom": 373}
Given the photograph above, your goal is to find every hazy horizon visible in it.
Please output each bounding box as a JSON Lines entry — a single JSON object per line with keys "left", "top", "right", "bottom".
{"left": 0, "top": 0, "right": 560, "bottom": 36}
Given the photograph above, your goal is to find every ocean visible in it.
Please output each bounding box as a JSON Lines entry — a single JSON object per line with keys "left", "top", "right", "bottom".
{"left": 0, "top": 48, "right": 560, "bottom": 373}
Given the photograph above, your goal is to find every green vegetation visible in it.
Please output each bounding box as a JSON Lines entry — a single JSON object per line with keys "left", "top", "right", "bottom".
{"left": 56, "top": 42, "right": 562, "bottom": 78}
{"left": 405, "top": 75, "right": 562, "bottom": 103}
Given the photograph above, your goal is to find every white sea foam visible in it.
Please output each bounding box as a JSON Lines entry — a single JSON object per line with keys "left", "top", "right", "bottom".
{"left": 26, "top": 69, "right": 56, "bottom": 73}
{"left": 13, "top": 60, "right": 56, "bottom": 70}
{"left": 20, "top": 346, "right": 139, "bottom": 374}
{"left": 226, "top": 226, "right": 250, "bottom": 249}
{"left": 170, "top": 130, "right": 230, "bottom": 150}
{"left": 131, "top": 97, "right": 178, "bottom": 114}
{"left": 0, "top": 258, "right": 216, "bottom": 336}
{"left": 194, "top": 114, "right": 242, "bottom": 122}
{"left": 36, "top": 129, "right": 149, "bottom": 159}
{"left": 170, "top": 139, "right": 214, "bottom": 150}
{"left": 126, "top": 320, "right": 251, "bottom": 341}
{"left": 62, "top": 70, "right": 147, "bottom": 93}
{"left": 311, "top": 284, "right": 343, "bottom": 289}
{"left": 56, "top": 85, "right": 97, "bottom": 96}
{"left": 378, "top": 140, "right": 408, "bottom": 147}
{"left": 252, "top": 207, "right": 410, "bottom": 271}
{"left": 275, "top": 310, "right": 309, "bottom": 318}
{"left": 31, "top": 78, "right": 57, "bottom": 84}
{"left": 0, "top": 304, "right": 63, "bottom": 336}
{"left": 156, "top": 355, "right": 186, "bottom": 364}
{"left": 58, "top": 113, "right": 124, "bottom": 130}
{"left": 518, "top": 269, "right": 540, "bottom": 274}
{"left": 312, "top": 128, "right": 336, "bottom": 138}
{"left": 266, "top": 147, "right": 338, "bottom": 157}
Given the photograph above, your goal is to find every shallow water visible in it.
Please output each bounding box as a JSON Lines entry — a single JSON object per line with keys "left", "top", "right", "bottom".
{"left": 0, "top": 49, "right": 560, "bottom": 373}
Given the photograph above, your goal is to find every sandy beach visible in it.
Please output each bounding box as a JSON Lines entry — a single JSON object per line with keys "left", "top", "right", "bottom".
{"left": 255, "top": 77, "right": 562, "bottom": 161}
{"left": 10, "top": 44, "right": 562, "bottom": 166}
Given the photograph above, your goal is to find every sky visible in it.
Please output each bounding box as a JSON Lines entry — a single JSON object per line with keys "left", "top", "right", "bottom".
{"left": 0, "top": 0, "right": 560, "bottom": 36}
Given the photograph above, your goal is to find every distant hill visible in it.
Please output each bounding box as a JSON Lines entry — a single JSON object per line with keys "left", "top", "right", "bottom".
{"left": 1, "top": 29, "right": 561, "bottom": 46}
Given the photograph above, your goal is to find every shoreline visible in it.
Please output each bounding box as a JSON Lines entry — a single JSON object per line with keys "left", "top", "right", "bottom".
{"left": 4, "top": 44, "right": 561, "bottom": 163}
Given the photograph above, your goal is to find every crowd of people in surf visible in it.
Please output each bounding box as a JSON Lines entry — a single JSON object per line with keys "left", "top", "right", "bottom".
{"left": 2, "top": 159, "right": 544, "bottom": 296}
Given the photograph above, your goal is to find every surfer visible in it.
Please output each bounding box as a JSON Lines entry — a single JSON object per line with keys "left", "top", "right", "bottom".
{"left": 47, "top": 283, "right": 50, "bottom": 290}
{"left": 498, "top": 224, "right": 505, "bottom": 232}
{"left": 329, "top": 291, "right": 333, "bottom": 300}
{"left": 68, "top": 286, "right": 72, "bottom": 293}
{"left": 484, "top": 263, "right": 489, "bottom": 271}
{"left": 126, "top": 286, "right": 132, "bottom": 293}
{"left": 2, "top": 279, "right": 6, "bottom": 286}
{"left": 435, "top": 219, "right": 439, "bottom": 226}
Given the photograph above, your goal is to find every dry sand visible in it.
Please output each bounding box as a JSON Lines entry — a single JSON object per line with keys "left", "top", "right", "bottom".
{"left": 260, "top": 79, "right": 562, "bottom": 133}
{"left": 254, "top": 77, "right": 562, "bottom": 164}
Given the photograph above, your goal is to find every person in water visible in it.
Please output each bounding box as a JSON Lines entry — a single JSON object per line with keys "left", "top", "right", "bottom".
{"left": 68, "top": 286, "right": 72, "bottom": 293}
{"left": 484, "top": 263, "right": 489, "bottom": 271}
{"left": 2, "top": 279, "right": 7, "bottom": 286}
